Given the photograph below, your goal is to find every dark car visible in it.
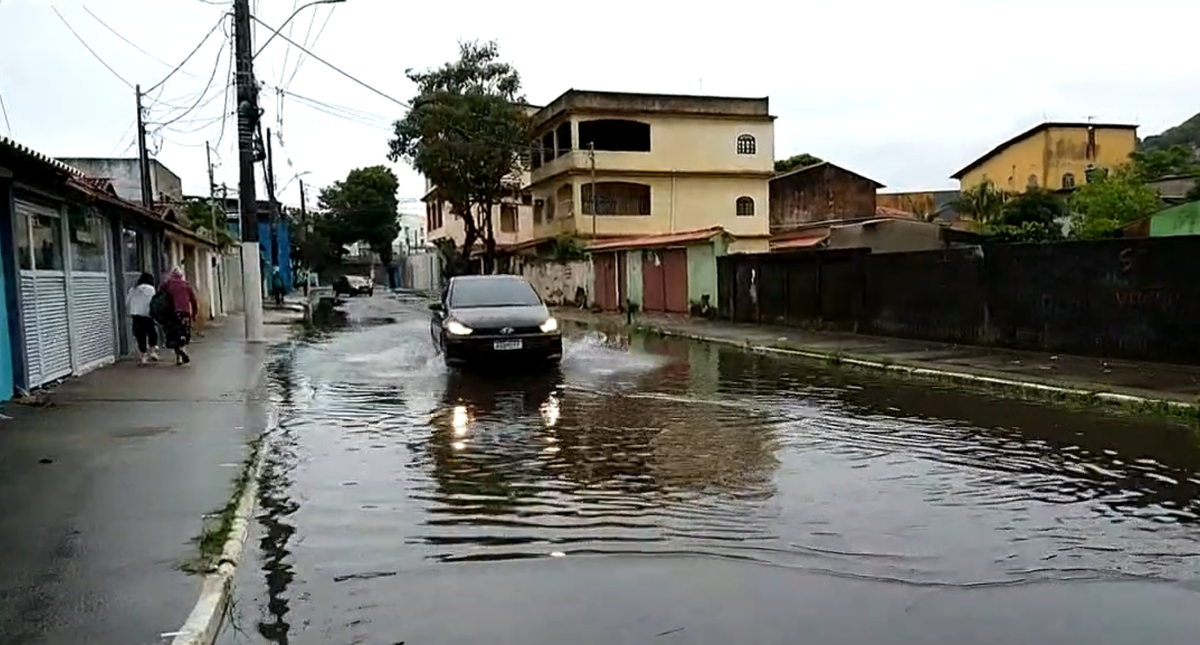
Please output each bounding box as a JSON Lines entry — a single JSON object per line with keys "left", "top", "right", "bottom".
{"left": 333, "top": 275, "right": 374, "bottom": 297}
{"left": 430, "top": 275, "right": 563, "bottom": 368}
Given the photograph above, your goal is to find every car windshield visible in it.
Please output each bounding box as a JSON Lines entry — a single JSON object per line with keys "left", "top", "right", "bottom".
{"left": 449, "top": 278, "right": 541, "bottom": 308}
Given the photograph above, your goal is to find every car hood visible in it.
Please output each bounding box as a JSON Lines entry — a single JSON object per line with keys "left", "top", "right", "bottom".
{"left": 449, "top": 305, "right": 551, "bottom": 328}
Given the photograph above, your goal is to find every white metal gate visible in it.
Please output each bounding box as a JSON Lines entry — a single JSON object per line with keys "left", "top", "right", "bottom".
{"left": 68, "top": 209, "right": 116, "bottom": 371}
{"left": 16, "top": 200, "right": 73, "bottom": 388}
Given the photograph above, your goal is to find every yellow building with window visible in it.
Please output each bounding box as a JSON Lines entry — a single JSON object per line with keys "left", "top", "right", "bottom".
{"left": 951, "top": 121, "right": 1138, "bottom": 192}
{"left": 525, "top": 90, "right": 774, "bottom": 252}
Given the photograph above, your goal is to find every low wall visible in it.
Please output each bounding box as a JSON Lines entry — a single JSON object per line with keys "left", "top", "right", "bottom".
{"left": 522, "top": 260, "right": 591, "bottom": 306}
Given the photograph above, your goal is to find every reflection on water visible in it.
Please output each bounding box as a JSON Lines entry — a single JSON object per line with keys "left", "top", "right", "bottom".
{"left": 249, "top": 301, "right": 1200, "bottom": 643}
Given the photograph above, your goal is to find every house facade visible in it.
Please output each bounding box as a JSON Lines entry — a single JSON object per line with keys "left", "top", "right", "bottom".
{"left": 952, "top": 122, "right": 1138, "bottom": 192}
{"left": 1, "top": 136, "right": 219, "bottom": 401}
{"left": 769, "top": 161, "right": 883, "bottom": 233}
{"left": 422, "top": 170, "right": 535, "bottom": 263}
{"left": 58, "top": 157, "right": 184, "bottom": 204}
{"left": 525, "top": 90, "right": 774, "bottom": 251}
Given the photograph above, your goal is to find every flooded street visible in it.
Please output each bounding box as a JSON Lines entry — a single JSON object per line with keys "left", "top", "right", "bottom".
{"left": 230, "top": 294, "right": 1200, "bottom": 645}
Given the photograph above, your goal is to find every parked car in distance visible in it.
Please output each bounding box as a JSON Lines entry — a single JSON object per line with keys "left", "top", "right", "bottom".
{"left": 333, "top": 275, "right": 374, "bottom": 297}
{"left": 429, "top": 275, "right": 562, "bottom": 368}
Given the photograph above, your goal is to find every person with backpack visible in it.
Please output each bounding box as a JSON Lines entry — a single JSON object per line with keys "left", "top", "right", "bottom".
{"left": 125, "top": 272, "right": 160, "bottom": 365}
{"left": 156, "top": 267, "right": 199, "bottom": 366}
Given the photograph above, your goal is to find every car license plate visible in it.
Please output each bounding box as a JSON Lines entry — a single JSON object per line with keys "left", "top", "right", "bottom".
{"left": 493, "top": 340, "right": 523, "bottom": 351}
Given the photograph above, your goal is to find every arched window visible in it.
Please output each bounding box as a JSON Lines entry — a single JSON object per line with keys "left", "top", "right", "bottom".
{"left": 1061, "top": 172, "right": 1076, "bottom": 189}
{"left": 736, "top": 196, "right": 755, "bottom": 216}
{"left": 1027, "top": 174, "right": 1039, "bottom": 188}
{"left": 736, "top": 134, "right": 757, "bottom": 155}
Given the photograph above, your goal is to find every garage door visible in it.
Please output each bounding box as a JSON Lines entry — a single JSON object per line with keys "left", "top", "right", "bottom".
{"left": 68, "top": 210, "right": 117, "bottom": 371}
{"left": 593, "top": 252, "right": 619, "bottom": 311}
{"left": 16, "top": 200, "right": 73, "bottom": 388}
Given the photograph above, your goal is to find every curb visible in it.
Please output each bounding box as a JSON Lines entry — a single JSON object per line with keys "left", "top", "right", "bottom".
{"left": 165, "top": 404, "right": 277, "bottom": 645}
{"left": 567, "top": 314, "right": 1197, "bottom": 415}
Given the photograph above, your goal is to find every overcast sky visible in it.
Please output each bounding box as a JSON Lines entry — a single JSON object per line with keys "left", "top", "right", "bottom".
{"left": 2, "top": 0, "right": 1198, "bottom": 220}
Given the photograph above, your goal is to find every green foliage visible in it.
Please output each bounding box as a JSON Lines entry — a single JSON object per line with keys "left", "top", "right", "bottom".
{"left": 318, "top": 165, "right": 401, "bottom": 266}
{"left": 1129, "top": 145, "right": 1200, "bottom": 179}
{"left": 1186, "top": 182, "right": 1200, "bottom": 202}
{"left": 293, "top": 211, "right": 349, "bottom": 274}
{"left": 387, "top": 40, "right": 527, "bottom": 273}
{"left": 551, "top": 236, "right": 587, "bottom": 262}
{"left": 774, "top": 153, "right": 823, "bottom": 173}
{"left": 1068, "top": 164, "right": 1164, "bottom": 239}
{"left": 182, "top": 198, "right": 235, "bottom": 249}
{"left": 1139, "top": 111, "right": 1200, "bottom": 153}
{"left": 982, "top": 188, "right": 1067, "bottom": 243}
{"left": 950, "top": 180, "right": 1013, "bottom": 224}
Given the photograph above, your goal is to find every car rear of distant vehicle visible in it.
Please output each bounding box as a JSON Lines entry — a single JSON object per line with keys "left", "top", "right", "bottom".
{"left": 430, "top": 275, "right": 562, "bottom": 368}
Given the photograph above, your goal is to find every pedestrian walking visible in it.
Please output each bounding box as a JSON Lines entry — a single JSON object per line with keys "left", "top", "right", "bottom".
{"left": 125, "top": 272, "right": 160, "bottom": 365}
{"left": 270, "top": 266, "right": 286, "bottom": 306}
{"left": 159, "top": 267, "right": 198, "bottom": 366}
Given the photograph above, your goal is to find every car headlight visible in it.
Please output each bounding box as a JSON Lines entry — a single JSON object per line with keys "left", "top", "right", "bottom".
{"left": 445, "top": 320, "right": 473, "bottom": 336}
{"left": 539, "top": 317, "right": 559, "bottom": 333}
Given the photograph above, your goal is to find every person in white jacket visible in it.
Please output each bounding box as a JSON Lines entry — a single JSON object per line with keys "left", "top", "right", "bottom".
{"left": 125, "top": 272, "right": 160, "bottom": 365}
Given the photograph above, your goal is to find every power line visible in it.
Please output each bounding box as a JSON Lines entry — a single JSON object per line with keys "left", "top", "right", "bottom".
{"left": 52, "top": 6, "right": 133, "bottom": 89}
{"left": 0, "top": 80, "right": 11, "bottom": 134}
{"left": 145, "top": 14, "right": 227, "bottom": 94}
{"left": 151, "top": 38, "right": 228, "bottom": 129}
{"left": 81, "top": 5, "right": 202, "bottom": 80}
{"left": 283, "top": 4, "right": 335, "bottom": 90}
{"left": 248, "top": 14, "right": 408, "bottom": 108}
{"left": 277, "top": 0, "right": 301, "bottom": 87}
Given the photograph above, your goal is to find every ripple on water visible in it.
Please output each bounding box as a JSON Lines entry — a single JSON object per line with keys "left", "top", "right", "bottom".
{"left": 258, "top": 313, "right": 1200, "bottom": 610}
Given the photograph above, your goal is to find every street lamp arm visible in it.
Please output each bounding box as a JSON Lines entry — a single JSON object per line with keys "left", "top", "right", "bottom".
{"left": 252, "top": 0, "right": 345, "bottom": 59}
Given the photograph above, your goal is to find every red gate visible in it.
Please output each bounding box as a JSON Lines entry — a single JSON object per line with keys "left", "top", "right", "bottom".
{"left": 593, "top": 252, "right": 619, "bottom": 311}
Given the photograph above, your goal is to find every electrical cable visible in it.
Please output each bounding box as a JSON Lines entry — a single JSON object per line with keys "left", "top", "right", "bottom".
{"left": 82, "top": 6, "right": 202, "bottom": 80}
{"left": 144, "top": 14, "right": 227, "bottom": 94}
{"left": 52, "top": 6, "right": 133, "bottom": 89}
{"left": 152, "top": 38, "right": 228, "bottom": 129}
{"left": 282, "top": 5, "right": 335, "bottom": 90}
{"left": 248, "top": 14, "right": 408, "bottom": 108}
{"left": 278, "top": 0, "right": 301, "bottom": 88}
{"left": 0, "top": 86, "right": 11, "bottom": 134}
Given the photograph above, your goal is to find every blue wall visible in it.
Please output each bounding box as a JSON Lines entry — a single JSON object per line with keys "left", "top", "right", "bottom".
{"left": 0, "top": 183, "right": 15, "bottom": 401}
{"left": 258, "top": 219, "right": 293, "bottom": 291}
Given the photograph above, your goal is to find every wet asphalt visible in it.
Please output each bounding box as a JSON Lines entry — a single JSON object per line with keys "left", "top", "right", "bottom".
{"left": 221, "top": 294, "right": 1200, "bottom": 645}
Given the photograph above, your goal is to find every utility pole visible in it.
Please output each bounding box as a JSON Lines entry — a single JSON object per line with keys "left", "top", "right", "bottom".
{"left": 234, "top": 0, "right": 264, "bottom": 341}
{"left": 135, "top": 84, "right": 152, "bottom": 208}
{"left": 588, "top": 141, "right": 597, "bottom": 238}
{"left": 264, "top": 127, "right": 280, "bottom": 268}
{"left": 205, "top": 141, "right": 219, "bottom": 234}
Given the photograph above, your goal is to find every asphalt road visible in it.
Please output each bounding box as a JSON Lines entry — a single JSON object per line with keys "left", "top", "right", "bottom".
{"left": 221, "top": 294, "right": 1200, "bottom": 645}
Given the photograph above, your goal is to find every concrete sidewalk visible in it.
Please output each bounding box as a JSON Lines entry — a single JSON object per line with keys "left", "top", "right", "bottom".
{"left": 555, "top": 309, "right": 1200, "bottom": 405}
{"left": 0, "top": 314, "right": 294, "bottom": 645}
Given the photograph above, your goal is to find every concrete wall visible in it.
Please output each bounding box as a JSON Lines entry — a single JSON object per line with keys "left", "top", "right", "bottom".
{"left": 686, "top": 244, "right": 718, "bottom": 307}
{"left": 957, "top": 126, "right": 1137, "bottom": 192}
{"left": 522, "top": 260, "right": 591, "bottom": 306}
{"left": 718, "top": 237, "right": 1200, "bottom": 364}
{"left": 404, "top": 252, "right": 442, "bottom": 292}
{"left": 0, "top": 179, "right": 12, "bottom": 401}
{"left": 624, "top": 250, "right": 644, "bottom": 308}
{"left": 827, "top": 218, "right": 949, "bottom": 254}
{"left": 1150, "top": 201, "right": 1200, "bottom": 236}
{"left": 58, "top": 158, "right": 183, "bottom": 203}
{"left": 769, "top": 164, "right": 878, "bottom": 231}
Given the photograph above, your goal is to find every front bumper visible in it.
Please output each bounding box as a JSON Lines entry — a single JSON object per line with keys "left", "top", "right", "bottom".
{"left": 444, "top": 333, "right": 563, "bottom": 365}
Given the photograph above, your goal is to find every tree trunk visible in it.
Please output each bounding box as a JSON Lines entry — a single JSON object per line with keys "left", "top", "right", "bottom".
{"left": 454, "top": 200, "right": 479, "bottom": 274}
{"left": 480, "top": 199, "right": 496, "bottom": 274}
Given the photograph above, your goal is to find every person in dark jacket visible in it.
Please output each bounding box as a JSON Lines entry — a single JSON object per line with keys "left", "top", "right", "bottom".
{"left": 160, "top": 267, "right": 199, "bottom": 365}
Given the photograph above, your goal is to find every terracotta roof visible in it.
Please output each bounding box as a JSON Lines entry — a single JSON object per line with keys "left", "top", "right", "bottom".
{"left": 0, "top": 134, "right": 85, "bottom": 176}
{"left": 771, "top": 160, "right": 885, "bottom": 188}
{"left": 586, "top": 226, "right": 727, "bottom": 252}
{"left": 770, "top": 233, "right": 829, "bottom": 251}
{"left": 951, "top": 121, "right": 1138, "bottom": 179}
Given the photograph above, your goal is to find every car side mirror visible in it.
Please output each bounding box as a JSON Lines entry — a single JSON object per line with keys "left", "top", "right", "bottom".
{"left": 428, "top": 302, "right": 444, "bottom": 312}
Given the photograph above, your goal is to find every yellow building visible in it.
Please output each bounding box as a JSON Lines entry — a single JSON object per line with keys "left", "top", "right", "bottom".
{"left": 525, "top": 89, "right": 775, "bottom": 252}
{"left": 422, "top": 171, "right": 533, "bottom": 253}
{"left": 951, "top": 121, "right": 1138, "bottom": 192}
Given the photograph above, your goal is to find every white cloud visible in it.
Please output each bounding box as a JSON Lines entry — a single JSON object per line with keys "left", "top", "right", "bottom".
{"left": 2, "top": 0, "right": 1197, "bottom": 210}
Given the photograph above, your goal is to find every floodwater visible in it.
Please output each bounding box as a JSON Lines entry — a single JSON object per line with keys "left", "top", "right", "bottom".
{"left": 225, "top": 294, "right": 1200, "bottom": 645}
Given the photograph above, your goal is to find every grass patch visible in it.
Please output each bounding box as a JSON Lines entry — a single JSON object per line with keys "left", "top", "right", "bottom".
{"left": 181, "top": 435, "right": 264, "bottom": 575}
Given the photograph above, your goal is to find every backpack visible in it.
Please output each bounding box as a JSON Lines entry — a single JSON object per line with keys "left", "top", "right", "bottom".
{"left": 150, "top": 290, "right": 173, "bottom": 324}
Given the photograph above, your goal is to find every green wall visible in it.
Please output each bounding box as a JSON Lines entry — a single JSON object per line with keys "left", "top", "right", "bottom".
{"left": 624, "top": 250, "right": 643, "bottom": 308}
{"left": 1150, "top": 201, "right": 1200, "bottom": 237}
{"left": 686, "top": 244, "right": 718, "bottom": 308}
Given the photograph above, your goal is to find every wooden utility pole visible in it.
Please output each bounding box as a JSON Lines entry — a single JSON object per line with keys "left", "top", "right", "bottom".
{"left": 233, "top": 0, "right": 264, "bottom": 341}
{"left": 135, "top": 84, "right": 152, "bottom": 208}
{"left": 588, "top": 141, "right": 596, "bottom": 238}
{"left": 264, "top": 127, "right": 280, "bottom": 268}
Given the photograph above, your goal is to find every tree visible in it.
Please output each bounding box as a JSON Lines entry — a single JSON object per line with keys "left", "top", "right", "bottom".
{"left": 387, "top": 40, "right": 528, "bottom": 275}
{"left": 182, "top": 198, "right": 235, "bottom": 249}
{"left": 774, "top": 153, "right": 823, "bottom": 173}
{"left": 1129, "top": 145, "right": 1200, "bottom": 179}
{"left": 950, "top": 180, "right": 1012, "bottom": 225}
{"left": 292, "top": 211, "right": 350, "bottom": 275}
{"left": 984, "top": 188, "right": 1066, "bottom": 243}
{"left": 318, "top": 165, "right": 401, "bottom": 266}
{"left": 1068, "top": 164, "right": 1163, "bottom": 239}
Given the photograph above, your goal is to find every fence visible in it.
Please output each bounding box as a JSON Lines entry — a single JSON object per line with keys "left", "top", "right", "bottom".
{"left": 717, "top": 236, "right": 1200, "bottom": 364}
